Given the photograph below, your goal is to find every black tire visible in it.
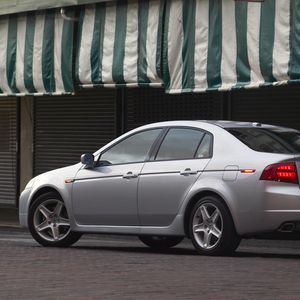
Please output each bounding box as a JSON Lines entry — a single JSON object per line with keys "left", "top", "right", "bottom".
{"left": 189, "top": 196, "right": 240, "bottom": 256}
{"left": 139, "top": 235, "right": 184, "bottom": 249}
{"left": 28, "top": 192, "right": 82, "bottom": 247}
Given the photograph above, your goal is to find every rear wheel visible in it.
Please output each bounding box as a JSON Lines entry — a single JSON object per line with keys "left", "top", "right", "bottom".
{"left": 28, "top": 192, "right": 82, "bottom": 247}
{"left": 139, "top": 235, "right": 184, "bottom": 249}
{"left": 189, "top": 196, "right": 240, "bottom": 256}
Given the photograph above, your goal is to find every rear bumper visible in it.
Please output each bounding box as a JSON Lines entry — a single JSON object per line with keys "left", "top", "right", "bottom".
{"left": 262, "top": 184, "right": 300, "bottom": 231}
{"left": 238, "top": 183, "right": 300, "bottom": 236}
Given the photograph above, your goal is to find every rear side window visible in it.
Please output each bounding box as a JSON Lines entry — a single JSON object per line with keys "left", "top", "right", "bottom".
{"left": 155, "top": 128, "right": 212, "bottom": 161}
{"left": 227, "top": 127, "right": 300, "bottom": 154}
{"left": 196, "top": 134, "right": 212, "bottom": 158}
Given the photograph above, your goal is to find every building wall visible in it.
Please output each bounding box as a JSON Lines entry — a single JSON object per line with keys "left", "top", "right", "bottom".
{"left": 3, "top": 84, "right": 300, "bottom": 206}
{"left": 20, "top": 97, "right": 33, "bottom": 192}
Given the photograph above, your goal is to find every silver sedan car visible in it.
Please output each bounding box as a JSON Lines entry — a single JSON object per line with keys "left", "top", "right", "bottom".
{"left": 19, "top": 121, "right": 300, "bottom": 255}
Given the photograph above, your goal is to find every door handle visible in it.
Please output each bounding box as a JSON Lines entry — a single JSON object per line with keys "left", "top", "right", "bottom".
{"left": 123, "top": 172, "right": 138, "bottom": 179}
{"left": 180, "top": 168, "right": 198, "bottom": 176}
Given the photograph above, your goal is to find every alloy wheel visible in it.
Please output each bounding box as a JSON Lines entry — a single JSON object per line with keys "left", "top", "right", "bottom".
{"left": 192, "top": 202, "right": 223, "bottom": 250}
{"left": 33, "top": 199, "right": 71, "bottom": 242}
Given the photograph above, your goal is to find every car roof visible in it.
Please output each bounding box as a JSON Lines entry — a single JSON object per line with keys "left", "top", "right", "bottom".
{"left": 138, "top": 120, "right": 278, "bottom": 129}
{"left": 124, "top": 120, "right": 299, "bottom": 137}
{"left": 95, "top": 120, "right": 298, "bottom": 156}
{"left": 199, "top": 120, "right": 274, "bottom": 128}
{"left": 200, "top": 120, "right": 300, "bottom": 132}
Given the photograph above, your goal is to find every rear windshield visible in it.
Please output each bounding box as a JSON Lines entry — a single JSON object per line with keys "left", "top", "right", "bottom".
{"left": 227, "top": 127, "right": 300, "bottom": 154}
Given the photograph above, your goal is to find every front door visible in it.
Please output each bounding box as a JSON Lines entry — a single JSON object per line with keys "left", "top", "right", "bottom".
{"left": 72, "top": 128, "right": 162, "bottom": 226}
{"left": 72, "top": 163, "right": 143, "bottom": 225}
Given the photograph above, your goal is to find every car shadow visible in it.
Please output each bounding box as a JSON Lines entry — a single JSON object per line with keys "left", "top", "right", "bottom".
{"left": 232, "top": 250, "right": 300, "bottom": 260}
{"left": 72, "top": 244, "right": 199, "bottom": 256}
{"left": 26, "top": 238, "right": 300, "bottom": 259}
{"left": 68, "top": 244, "right": 300, "bottom": 259}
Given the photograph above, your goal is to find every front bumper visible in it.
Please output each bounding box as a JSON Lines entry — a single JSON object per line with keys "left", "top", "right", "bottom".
{"left": 19, "top": 188, "right": 32, "bottom": 228}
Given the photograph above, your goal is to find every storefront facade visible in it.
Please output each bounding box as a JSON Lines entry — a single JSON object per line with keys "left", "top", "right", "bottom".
{"left": 1, "top": 0, "right": 300, "bottom": 205}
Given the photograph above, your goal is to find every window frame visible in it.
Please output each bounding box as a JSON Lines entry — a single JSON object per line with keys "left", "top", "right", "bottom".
{"left": 150, "top": 126, "right": 214, "bottom": 162}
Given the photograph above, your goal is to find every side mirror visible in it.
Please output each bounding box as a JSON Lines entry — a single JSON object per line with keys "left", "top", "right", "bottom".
{"left": 80, "top": 153, "right": 95, "bottom": 169}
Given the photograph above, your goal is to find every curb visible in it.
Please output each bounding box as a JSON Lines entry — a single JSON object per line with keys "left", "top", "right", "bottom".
{"left": 0, "top": 223, "right": 21, "bottom": 229}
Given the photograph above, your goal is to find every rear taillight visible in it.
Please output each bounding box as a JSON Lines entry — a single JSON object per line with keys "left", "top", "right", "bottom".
{"left": 260, "top": 162, "right": 298, "bottom": 184}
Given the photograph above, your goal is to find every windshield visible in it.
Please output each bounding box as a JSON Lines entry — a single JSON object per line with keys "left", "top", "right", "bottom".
{"left": 227, "top": 127, "right": 300, "bottom": 154}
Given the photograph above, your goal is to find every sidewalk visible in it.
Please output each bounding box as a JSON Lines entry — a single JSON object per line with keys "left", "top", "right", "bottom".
{"left": 0, "top": 204, "right": 20, "bottom": 228}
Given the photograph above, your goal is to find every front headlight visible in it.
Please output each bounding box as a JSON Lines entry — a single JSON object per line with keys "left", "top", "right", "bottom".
{"left": 25, "top": 178, "right": 35, "bottom": 190}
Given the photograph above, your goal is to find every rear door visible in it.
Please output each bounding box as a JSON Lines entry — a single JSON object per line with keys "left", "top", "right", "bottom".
{"left": 138, "top": 127, "right": 213, "bottom": 226}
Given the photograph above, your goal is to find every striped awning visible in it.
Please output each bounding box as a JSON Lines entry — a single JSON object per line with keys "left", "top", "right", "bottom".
{"left": 0, "top": 9, "right": 74, "bottom": 96}
{"left": 0, "top": 0, "right": 114, "bottom": 16}
{"left": 76, "top": 0, "right": 164, "bottom": 88}
{"left": 164, "top": 0, "right": 300, "bottom": 94}
{"left": 3, "top": 0, "right": 300, "bottom": 96}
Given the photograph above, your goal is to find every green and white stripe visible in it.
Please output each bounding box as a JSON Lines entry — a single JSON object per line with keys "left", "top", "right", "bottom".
{"left": 194, "top": 0, "right": 209, "bottom": 92}
{"left": 0, "top": 9, "right": 74, "bottom": 96}
{"left": 247, "top": 2, "right": 264, "bottom": 87}
{"left": 164, "top": 0, "right": 300, "bottom": 94}
{"left": 76, "top": 0, "right": 164, "bottom": 88}
{"left": 272, "top": 0, "right": 290, "bottom": 82}
{"left": 0, "top": 16, "right": 12, "bottom": 94}
{"left": 220, "top": 0, "right": 237, "bottom": 90}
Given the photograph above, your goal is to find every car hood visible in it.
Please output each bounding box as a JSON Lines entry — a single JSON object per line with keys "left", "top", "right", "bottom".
{"left": 28, "top": 163, "right": 82, "bottom": 189}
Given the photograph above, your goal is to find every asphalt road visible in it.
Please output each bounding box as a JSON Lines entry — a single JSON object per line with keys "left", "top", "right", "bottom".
{"left": 1, "top": 228, "right": 300, "bottom": 300}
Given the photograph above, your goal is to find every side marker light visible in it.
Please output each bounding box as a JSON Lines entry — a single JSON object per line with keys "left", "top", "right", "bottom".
{"left": 240, "top": 169, "right": 256, "bottom": 173}
{"left": 65, "top": 179, "right": 75, "bottom": 184}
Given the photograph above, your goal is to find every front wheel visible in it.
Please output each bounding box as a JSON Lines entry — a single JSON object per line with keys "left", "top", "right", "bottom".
{"left": 28, "top": 192, "right": 82, "bottom": 247}
{"left": 189, "top": 196, "right": 240, "bottom": 256}
{"left": 139, "top": 235, "right": 184, "bottom": 249}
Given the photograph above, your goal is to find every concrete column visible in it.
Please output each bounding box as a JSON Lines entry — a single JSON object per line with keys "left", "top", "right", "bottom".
{"left": 20, "top": 97, "right": 33, "bottom": 192}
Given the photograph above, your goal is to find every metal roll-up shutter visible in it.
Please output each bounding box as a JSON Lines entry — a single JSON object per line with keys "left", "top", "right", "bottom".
{"left": 125, "top": 88, "right": 222, "bottom": 131}
{"left": 0, "top": 99, "right": 17, "bottom": 204}
{"left": 231, "top": 85, "right": 300, "bottom": 130}
{"left": 34, "top": 90, "right": 117, "bottom": 176}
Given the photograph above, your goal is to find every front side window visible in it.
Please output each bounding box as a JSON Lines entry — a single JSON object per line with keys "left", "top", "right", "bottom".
{"left": 155, "top": 128, "right": 210, "bottom": 161}
{"left": 100, "top": 129, "right": 162, "bottom": 165}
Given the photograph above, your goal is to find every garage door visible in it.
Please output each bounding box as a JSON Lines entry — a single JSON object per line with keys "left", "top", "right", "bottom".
{"left": 231, "top": 85, "right": 300, "bottom": 130}
{"left": 125, "top": 88, "right": 222, "bottom": 131}
{"left": 34, "top": 90, "right": 117, "bottom": 176}
{"left": 0, "top": 99, "right": 18, "bottom": 204}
